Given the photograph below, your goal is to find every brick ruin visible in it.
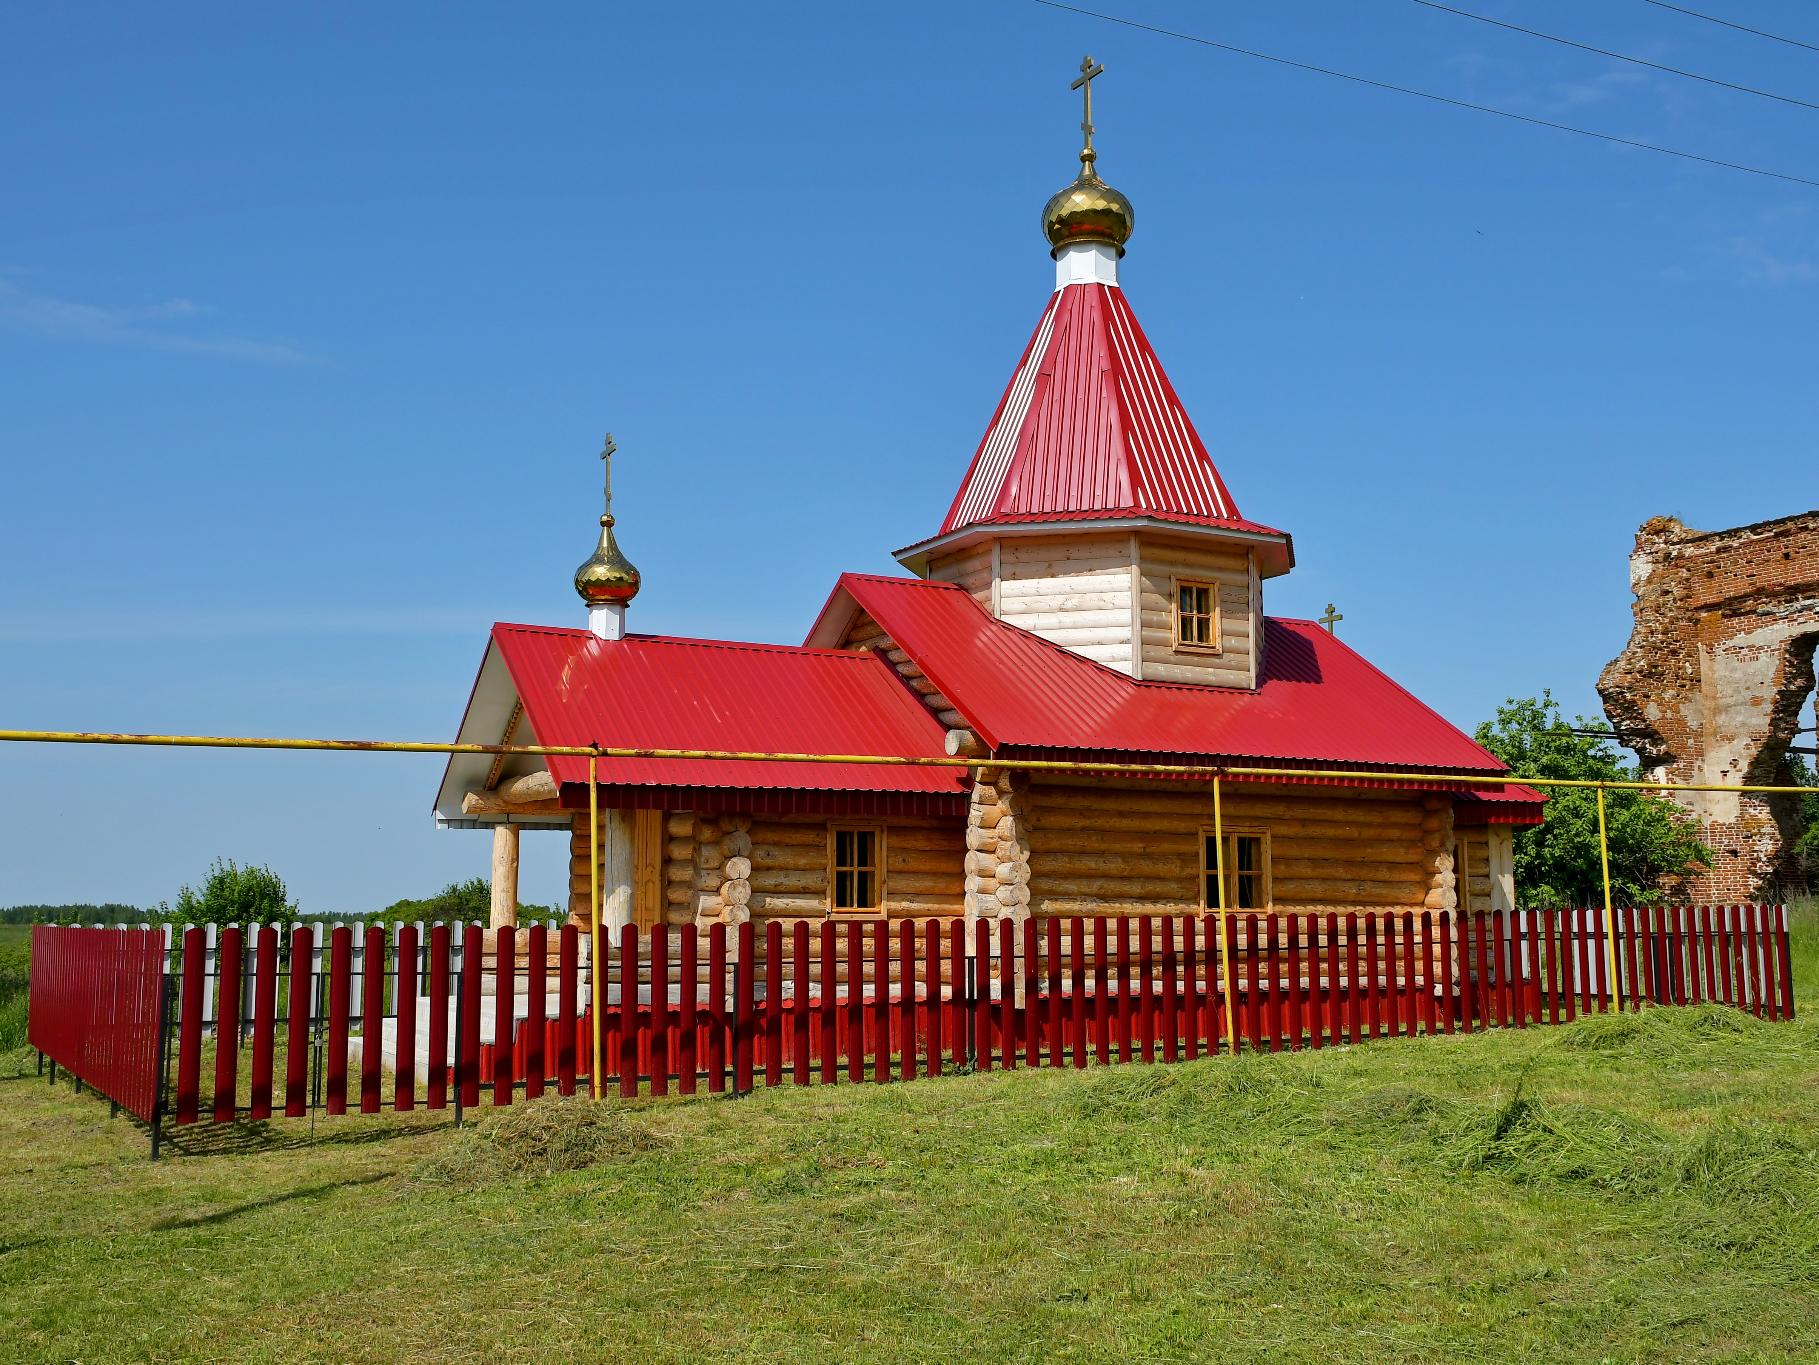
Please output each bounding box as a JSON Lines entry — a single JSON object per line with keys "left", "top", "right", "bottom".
{"left": 1598, "top": 511, "right": 1819, "bottom": 899}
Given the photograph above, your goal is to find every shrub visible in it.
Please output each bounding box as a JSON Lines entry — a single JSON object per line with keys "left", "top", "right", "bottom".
{"left": 159, "top": 859, "right": 297, "bottom": 926}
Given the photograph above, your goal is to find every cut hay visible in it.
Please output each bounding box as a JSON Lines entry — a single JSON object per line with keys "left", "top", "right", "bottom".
{"left": 410, "top": 1094, "right": 665, "bottom": 1187}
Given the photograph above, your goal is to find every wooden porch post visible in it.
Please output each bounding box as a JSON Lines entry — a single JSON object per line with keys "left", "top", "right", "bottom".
{"left": 490, "top": 823, "right": 521, "bottom": 929}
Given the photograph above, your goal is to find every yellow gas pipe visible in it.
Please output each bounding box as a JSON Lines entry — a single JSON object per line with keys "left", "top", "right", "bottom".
{"left": 589, "top": 757, "right": 603, "bottom": 1098}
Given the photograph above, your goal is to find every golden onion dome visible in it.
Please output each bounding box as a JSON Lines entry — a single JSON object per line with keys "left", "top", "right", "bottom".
{"left": 574, "top": 432, "right": 640, "bottom": 607}
{"left": 574, "top": 513, "right": 640, "bottom": 606}
{"left": 1042, "top": 151, "right": 1134, "bottom": 257}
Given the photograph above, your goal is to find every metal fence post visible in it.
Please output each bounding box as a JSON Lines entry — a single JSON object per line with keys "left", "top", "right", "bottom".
{"left": 150, "top": 970, "right": 175, "bottom": 1161}
{"left": 452, "top": 946, "right": 465, "bottom": 1130}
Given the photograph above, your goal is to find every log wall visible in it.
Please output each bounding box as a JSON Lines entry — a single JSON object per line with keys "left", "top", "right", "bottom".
{"left": 927, "top": 544, "right": 995, "bottom": 610}
{"left": 1023, "top": 778, "right": 1438, "bottom": 917}
{"left": 995, "top": 533, "right": 1137, "bottom": 675}
{"left": 564, "top": 784, "right": 1482, "bottom": 928}
{"left": 583, "top": 810, "right": 968, "bottom": 931}
{"left": 923, "top": 530, "right": 1262, "bottom": 687}
{"left": 1136, "top": 538, "right": 1255, "bottom": 686}
{"left": 742, "top": 813, "right": 966, "bottom": 924}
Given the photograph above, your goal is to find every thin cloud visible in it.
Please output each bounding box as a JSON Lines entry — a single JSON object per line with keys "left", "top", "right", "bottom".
{"left": 1724, "top": 237, "right": 1819, "bottom": 285}
{"left": 0, "top": 607, "right": 480, "bottom": 644}
{"left": 0, "top": 277, "right": 313, "bottom": 365}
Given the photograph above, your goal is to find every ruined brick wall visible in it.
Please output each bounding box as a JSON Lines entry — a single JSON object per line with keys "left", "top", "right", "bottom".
{"left": 1598, "top": 511, "right": 1819, "bottom": 898}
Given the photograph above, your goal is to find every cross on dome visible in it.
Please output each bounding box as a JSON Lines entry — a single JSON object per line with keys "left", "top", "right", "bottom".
{"left": 1071, "top": 54, "right": 1104, "bottom": 171}
{"left": 574, "top": 430, "right": 641, "bottom": 627}
{"left": 1042, "top": 55, "right": 1133, "bottom": 259}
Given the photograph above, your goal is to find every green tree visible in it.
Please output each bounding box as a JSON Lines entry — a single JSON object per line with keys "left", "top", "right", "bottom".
{"left": 160, "top": 859, "right": 297, "bottom": 926}
{"left": 1784, "top": 753, "right": 1819, "bottom": 877}
{"left": 378, "top": 877, "right": 555, "bottom": 923}
{"left": 1474, "top": 693, "right": 1710, "bottom": 908}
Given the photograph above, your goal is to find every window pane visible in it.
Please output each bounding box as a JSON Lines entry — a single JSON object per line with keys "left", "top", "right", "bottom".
{"left": 856, "top": 870, "right": 875, "bottom": 908}
{"left": 835, "top": 830, "right": 853, "bottom": 868}
{"left": 854, "top": 830, "right": 875, "bottom": 870}
{"left": 835, "top": 869, "right": 853, "bottom": 908}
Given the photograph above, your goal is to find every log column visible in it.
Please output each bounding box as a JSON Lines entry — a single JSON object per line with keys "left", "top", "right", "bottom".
{"left": 489, "top": 823, "right": 521, "bottom": 929}
{"left": 965, "top": 768, "right": 1031, "bottom": 925}
{"left": 691, "top": 814, "right": 728, "bottom": 926}
{"left": 601, "top": 808, "right": 636, "bottom": 933}
{"left": 719, "top": 816, "right": 753, "bottom": 927}
{"left": 1420, "top": 795, "right": 1456, "bottom": 913}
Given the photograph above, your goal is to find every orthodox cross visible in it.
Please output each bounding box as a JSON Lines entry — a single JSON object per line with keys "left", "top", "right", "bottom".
{"left": 1319, "top": 603, "right": 1344, "bottom": 634}
{"left": 599, "top": 432, "right": 617, "bottom": 522}
{"left": 1071, "top": 54, "right": 1104, "bottom": 162}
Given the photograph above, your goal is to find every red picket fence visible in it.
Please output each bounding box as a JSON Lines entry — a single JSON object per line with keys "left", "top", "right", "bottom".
{"left": 27, "top": 905, "right": 1798, "bottom": 1154}
{"left": 27, "top": 925, "right": 166, "bottom": 1124}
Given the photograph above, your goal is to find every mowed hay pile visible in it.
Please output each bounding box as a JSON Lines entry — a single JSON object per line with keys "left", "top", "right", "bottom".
{"left": 413, "top": 1095, "right": 665, "bottom": 1186}
{"left": 1068, "top": 1002, "right": 1819, "bottom": 1260}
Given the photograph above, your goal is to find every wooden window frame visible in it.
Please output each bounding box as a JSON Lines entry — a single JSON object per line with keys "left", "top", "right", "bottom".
{"left": 1172, "top": 576, "right": 1222, "bottom": 655}
{"left": 827, "top": 823, "right": 886, "bottom": 917}
{"left": 1199, "top": 826, "right": 1272, "bottom": 912}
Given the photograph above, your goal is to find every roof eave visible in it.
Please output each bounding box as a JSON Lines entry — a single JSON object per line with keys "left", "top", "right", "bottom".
{"left": 895, "top": 517, "right": 1295, "bottom": 579}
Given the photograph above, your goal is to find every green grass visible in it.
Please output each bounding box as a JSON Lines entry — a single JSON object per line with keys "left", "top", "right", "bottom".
{"left": 0, "top": 925, "right": 30, "bottom": 1052}
{"left": 1, "top": 903, "right": 1815, "bottom": 1363}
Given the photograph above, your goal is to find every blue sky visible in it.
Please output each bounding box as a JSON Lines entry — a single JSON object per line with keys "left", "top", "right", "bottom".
{"left": 2, "top": 2, "right": 1814, "bottom": 913}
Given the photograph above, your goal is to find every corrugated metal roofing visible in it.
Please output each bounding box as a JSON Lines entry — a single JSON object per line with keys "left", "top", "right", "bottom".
{"left": 826, "top": 574, "right": 1515, "bottom": 775}
{"left": 490, "top": 624, "right": 964, "bottom": 801}
{"left": 1455, "top": 784, "right": 1548, "bottom": 824}
{"left": 939, "top": 283, "right": 1274, "bottom": 538}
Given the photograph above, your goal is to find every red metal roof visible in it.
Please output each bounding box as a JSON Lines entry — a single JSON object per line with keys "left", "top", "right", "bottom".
{"left": 937, "top": 283, "right": 1286, "bottom": 541}
{"left": 816, "top": 574, "right": 1514, "bottom": 776}
{"left": 1455, "top": 785, "right": 1548, "bottom": 825}
{"left": 489, "top": 624, "right": 964, "bottom": 805}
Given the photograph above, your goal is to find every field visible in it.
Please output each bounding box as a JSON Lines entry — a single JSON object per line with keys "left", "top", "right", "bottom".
{"left": 0, "top": 925, "right": 30, "bottom": 1053}
{"left": 1, "top": 904, "right": 1814, "bottom": 1364}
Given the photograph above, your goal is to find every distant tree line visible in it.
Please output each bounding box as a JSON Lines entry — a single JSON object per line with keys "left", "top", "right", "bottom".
{"left": 0, "top": 903, "right": 142, "bottom": 926}
{"left": 3, "top": 869, "right": 556, "bottom": 929}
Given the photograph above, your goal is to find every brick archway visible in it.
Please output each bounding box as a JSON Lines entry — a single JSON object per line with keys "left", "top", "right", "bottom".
{"left": 1599, "top": 511, "right": 1819, "bottom": 898}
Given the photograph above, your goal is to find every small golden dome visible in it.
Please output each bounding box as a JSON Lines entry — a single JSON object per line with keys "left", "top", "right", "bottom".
{"left": 575, "top": 432, "right": 640, "bottom": 607}
{"left": 1043, "top": 154, "right": 1134, "bottom": 257}
{"left": 1045, "top": 56, "right": 1132, "bottom": 258}
{"left": 574, "top": 514, "right": 640, "bottom": 605}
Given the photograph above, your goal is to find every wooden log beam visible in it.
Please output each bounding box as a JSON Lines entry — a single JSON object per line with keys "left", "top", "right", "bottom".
{"left": 490, "top": 823, "right": 520, "bottom": 929}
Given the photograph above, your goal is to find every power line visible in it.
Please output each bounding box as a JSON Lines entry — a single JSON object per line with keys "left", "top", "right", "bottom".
{"left": 1413, "top": 0, "right": 1819, "bottom": 112}
{"left": 1029, "top": 0, "right": 1819, "bottom": 190}
{"left": 1642, "top": 0, "right": 1819, "bottom": 56}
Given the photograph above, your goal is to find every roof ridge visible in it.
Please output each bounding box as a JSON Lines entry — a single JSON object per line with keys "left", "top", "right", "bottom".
{"left": 494, "top": 621, "right": 893, "bottom": 662}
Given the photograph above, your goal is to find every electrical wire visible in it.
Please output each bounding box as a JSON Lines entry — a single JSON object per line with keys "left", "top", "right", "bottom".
{"left": 1412, "top": 0, "right": 1819, "bottom": 112}
{"left": 1029, "top": 0, "right": 1819, "bottom": 189}
{"left": 1642, "top": 0, "right": 1819, "bottom": 55}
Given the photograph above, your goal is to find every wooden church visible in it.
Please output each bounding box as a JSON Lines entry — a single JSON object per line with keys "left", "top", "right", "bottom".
{"left": 433, "top": 62, "right": 1541, "bottom": 945}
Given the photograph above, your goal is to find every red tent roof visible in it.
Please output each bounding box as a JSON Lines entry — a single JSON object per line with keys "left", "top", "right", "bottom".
{"left": 812, "top": 574, "right": 1521, "bottom": 779}
{"left": 935, "top": 283, "right": 1287, "bottom": 543}
{"left": 489, "top": 624, "right": 964, "bottom": 810}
